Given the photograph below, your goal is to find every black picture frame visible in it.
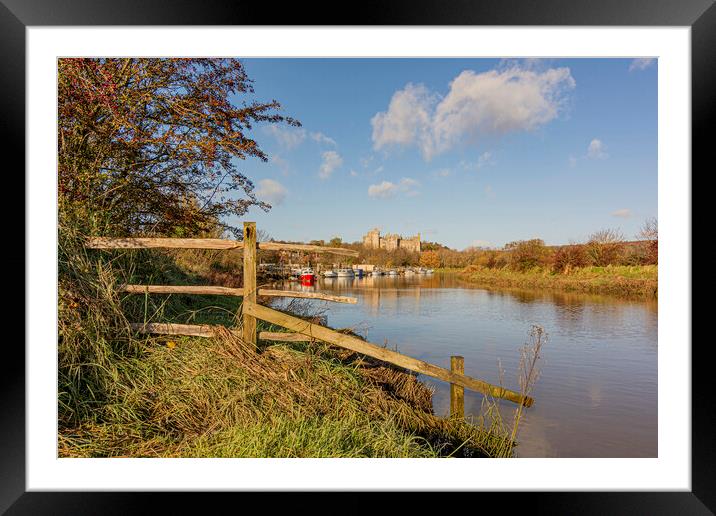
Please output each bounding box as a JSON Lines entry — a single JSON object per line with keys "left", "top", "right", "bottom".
{"left": 6, "top": 0, "right": 712, "bottom": 513}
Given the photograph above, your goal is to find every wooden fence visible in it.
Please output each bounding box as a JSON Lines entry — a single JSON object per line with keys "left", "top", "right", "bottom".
{"left": 87, "top": 222, "right": 534, "bottom": 414}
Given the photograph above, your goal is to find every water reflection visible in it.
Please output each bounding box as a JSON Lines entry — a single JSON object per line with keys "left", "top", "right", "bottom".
{"left": 273, "top": 272, "right": 657, "bottom": 457}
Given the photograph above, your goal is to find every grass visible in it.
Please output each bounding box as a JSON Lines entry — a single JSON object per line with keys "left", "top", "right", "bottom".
{"left": 458, "top": 264, "right": 658, "bottom": 299}
{"left": 58, "top": 224, "right": 536, "bottom": 458}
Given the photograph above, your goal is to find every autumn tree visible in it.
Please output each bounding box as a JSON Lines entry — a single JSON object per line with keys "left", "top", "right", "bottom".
{"left": 419, "top": 250, "right": 441, "bottom": 269}
{"left": 58, "top": 58, "right": 299, "bottom": 237}
{"left": 504, "top": 239, "right": 552, "bottom": 271}
{"left": 552, "top": 243, "right": 589, "bottom": 273}
{"left": 637, "top": 217, "right": 658, "bottom": 264}
{"left": 586, "top": 229, "right": 625, "bottom": 266}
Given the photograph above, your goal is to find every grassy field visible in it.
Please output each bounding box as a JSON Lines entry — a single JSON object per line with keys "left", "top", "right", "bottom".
{"left": 59, "top": 227, "right": 527, "bottom": 458}
{"left": 455, "top": 264, "right": 658, "bottom": 299}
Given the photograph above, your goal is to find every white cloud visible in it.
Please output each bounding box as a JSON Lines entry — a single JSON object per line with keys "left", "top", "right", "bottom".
{"left": 368, "top": 177, "right": 420, "bottom": 199}
{"left": 399, "top": 177, "right": 419, "bottom": 189}
{"left": 460, "top": 151, "right": 495, "bottom": 172}
{"left": 310, "top": 131, "right": 337, "bottom": 146}
{"left": 368, "top": 181, "right": 397, "bottom": 199}
{"left": 318, "top": 150, "right": 343, "bottom": 179}
{"left": 269, "top": 154, "right": 290, "bottom": 175}
{"left": 587, "top": 139, "right": 608, "bottom": 159}
{"left": 478, "top": 151, "right": 494, "bottom": 166}
{"left": 629, "top": 58, "right": 656, "bottom": 71}
{"left": 371, "top": 83, "right": 436, "bottom": 155}
{"left": 372, "top": 65, "right": 575, "bottom": 160}
{"left": 265, "top": 126, "right": 306, "bottom": 149}
{"left": 256, "top": 179, "right": 287, "bottom": 206}
{"left": 611, "top": 208, "right": 632, "bottom": 218}
{"left": 349, "top": 169, "right": 359, "bottom": 177}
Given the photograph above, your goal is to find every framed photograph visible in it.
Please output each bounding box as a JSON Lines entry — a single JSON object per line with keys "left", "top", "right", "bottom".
{"left": 9, "top": 0, "right": 712, "bottom": 512}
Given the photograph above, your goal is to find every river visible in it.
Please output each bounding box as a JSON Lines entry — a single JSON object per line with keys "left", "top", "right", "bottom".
{"left": 272, "top": 272, "right": 657, "bottom": 458}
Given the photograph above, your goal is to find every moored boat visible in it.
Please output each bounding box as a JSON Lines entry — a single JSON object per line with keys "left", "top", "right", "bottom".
{"left": 300, "top": 267, "right": 316, "bottom": 283}
{"left": 336, "top": 268, "right": 355, "bottom": 277}
{"left": 322, "top": 270, "right": 338, "bottom": 278}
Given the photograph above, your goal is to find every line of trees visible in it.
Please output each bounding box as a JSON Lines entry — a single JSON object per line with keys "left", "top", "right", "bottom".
{"left": 426, "top": 219, "right": 658, "bottom": 272}
{"left": 314, "top": 219, "right": 658, "bottom": 271}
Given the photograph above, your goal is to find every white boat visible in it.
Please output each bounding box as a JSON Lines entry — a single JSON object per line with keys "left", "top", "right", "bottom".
{"left": 404, "top": 268, "right": 415, "bottom": 275}
{"left": 336, "top": 268, "right": 355, "bottom": 277}
{"left": 416, "top": 267, "right": 427, "bottom": 274}
{"left": 425, "top": 269, "right": 434, "bottom": 274}
{"left": 322, "top": 270, "right": 338, "bottom": 278}
{"left": 387, "top": 270, "right": 398, "bottom": 276}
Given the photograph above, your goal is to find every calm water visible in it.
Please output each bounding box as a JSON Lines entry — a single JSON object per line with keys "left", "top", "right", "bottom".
{"left": 273, "top": 272, "right": 657, "bottom": 457}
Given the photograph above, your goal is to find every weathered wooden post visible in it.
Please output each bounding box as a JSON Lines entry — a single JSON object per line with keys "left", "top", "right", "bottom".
{"left": 242, "top": 221, "right": 257, "bottom": 346}
{"left": 450, "top": 355, "right": 465, "bottom": 419}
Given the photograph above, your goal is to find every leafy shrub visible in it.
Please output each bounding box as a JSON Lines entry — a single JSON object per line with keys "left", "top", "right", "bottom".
{"left": 504, "top": 239, "right": 552, "bottom": 271}
{"left": 552, "top": 244, "right": 588, "bottom": 273}
{"left": 586, "top": 229, "right": 624, "bottom": 266}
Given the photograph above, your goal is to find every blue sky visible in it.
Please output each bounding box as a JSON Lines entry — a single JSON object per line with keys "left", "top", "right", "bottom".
{"left": 228, "top": 58, "right": 657, "bottom": 249}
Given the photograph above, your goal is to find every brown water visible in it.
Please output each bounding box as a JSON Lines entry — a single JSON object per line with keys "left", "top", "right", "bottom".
{"left": 272, "top": 272, "right": 657, "bottom": 457}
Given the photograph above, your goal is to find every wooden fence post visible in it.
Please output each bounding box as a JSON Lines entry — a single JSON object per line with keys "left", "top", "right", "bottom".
{"left": 242, "top": 222, "right": 257, "bottom": 346}
{"left": 450, "top": 356, "right": 465, "bottom": 419}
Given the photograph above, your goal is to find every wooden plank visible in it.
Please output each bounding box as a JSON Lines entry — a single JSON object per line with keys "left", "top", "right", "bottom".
{"left": 450, "top": 356, "right": 465, "bottom": 419}
{"left": 120, "top": 285, "right": 357, "bottom": 304}
{"left": 258, "top": 242, "right": 359, "bottom": 257}
{"left": 243, "top": 301, "right": 533, "bottom": 407}
{"left": 86, "top": 237, "right": 242, "bottom": 250}
{"left": 259, "top": 289, "right": 357, "bottom": 304}
{"left": 130, "top": 322, "right": 220, "bottom": 338}
{"left": 86, "top": 236, "right": 358, "bottom": 256}
{"left": 122, "top": 285, "right": 245, "bottom": 296}
{"left": 242, "top": 222, "right": 257, "bottom": 346}
{"left": 131, "top": 324, "right": 312, "bottom": 344}
{"left": 259, "top": 331, "right": 314, "bottom": 342}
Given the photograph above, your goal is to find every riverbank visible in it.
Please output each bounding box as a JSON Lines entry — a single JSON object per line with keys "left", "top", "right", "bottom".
{"left": 454, "top": 264, "right": 658, "bottom": 299}
{"left": 59, "top": 230, "right": 519, "bottom": 458}
{"left": 59, "top": 327, "right": 514, "bottom": 458}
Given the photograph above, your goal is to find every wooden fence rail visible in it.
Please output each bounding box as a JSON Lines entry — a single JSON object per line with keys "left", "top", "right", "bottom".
{"left": 89, "top": 221, "right": 534, "bottom": 414}
{"left": 243, "top": 301, "right": 533, "bottom": 407}
{"left": 87, "top": 237, "right": 359, "bottom": 256}
{"left": 121, "top": 285, "right": 357, "bottom": 304}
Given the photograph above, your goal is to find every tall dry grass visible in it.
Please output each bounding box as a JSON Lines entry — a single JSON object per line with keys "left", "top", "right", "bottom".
{"left": 59, "top": 224, "right": 526, "bottom": 458}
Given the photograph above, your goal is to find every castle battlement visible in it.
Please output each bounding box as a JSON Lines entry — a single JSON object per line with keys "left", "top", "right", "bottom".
{"left": 362, "top": 228, "right": 421, "bottom": 253}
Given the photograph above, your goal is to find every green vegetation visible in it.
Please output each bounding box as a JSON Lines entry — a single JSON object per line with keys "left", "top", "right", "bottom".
{"left": 59, "top": 225, "right": 530, "bottom": 458}
{"left": 458, "top": 264, "right": 658, "bottom": 299}
{"left": 57, "top": 58, "right": 541, "bottom": 459}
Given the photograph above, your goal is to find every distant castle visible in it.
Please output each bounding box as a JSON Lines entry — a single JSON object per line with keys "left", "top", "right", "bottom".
{"left": 362, "top": 228, "right": 421, "bottom": 253}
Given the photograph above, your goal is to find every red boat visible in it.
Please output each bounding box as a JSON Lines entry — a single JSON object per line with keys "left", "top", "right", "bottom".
{"left": 299, "top": 267, "right": 315, "bottom": 285}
